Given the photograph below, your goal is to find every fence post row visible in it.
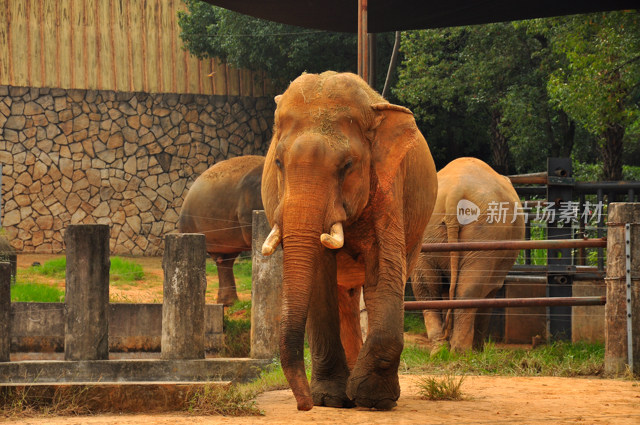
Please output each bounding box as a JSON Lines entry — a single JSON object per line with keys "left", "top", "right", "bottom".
{"left": 605, "top": 203, "right": 640, "bottom": 375}
{"left": 64, "top": 224, "right": 110, "bottom": 361}
{"left": 161, "top": 233, "right": 207, "bottom": 360}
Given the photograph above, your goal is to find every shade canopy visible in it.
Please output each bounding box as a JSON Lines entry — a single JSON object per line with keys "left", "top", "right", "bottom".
{"left": 203, "top": 0, "right": 636, "bottom": 33}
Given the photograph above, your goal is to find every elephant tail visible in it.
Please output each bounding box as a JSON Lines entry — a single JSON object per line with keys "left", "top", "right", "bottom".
{"left": 442, "top": 222, "right": 460, "bottom": 340}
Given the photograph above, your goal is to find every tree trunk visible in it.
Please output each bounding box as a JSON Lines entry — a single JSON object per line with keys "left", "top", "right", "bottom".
{"left": 490, "top": 110, "right": 509, "bottom": 174}
{"left": 601, "top": 124, "right": 625, "bottom": 181}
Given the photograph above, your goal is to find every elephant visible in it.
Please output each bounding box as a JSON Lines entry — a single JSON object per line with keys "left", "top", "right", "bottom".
{"left": 178, "top": 155, "right": 264, "bottom": 306}
{"left": 260, "top": 71, "right": 438, "bottom": 411}
{"left": 410, "top": 157, "right": 525, "bottom": 352}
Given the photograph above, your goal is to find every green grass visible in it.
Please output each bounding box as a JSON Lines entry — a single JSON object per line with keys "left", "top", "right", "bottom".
{"left": 11, "top": 283, "right": 65, "bottom": 302}
{"left": 221, "top": 299, "right": 252, "bottom": 357}
{"left": 109, "top": 257, "right": 145, "bottom": 284}
{"left": 404, "top": 311, "right": 426, "bottom": 333}
{"left": 400, "top": 341, "right": 605, "bottom": 377}
{"left": 21, "top": 256, "right": 145, "bottom": 285}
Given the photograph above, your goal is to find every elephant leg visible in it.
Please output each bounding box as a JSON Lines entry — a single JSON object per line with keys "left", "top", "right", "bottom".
{"left": 411, "top": 262, "right": 444, "bottom": 341}
{"left": 215, "top": 253, "right": 239, "bottom": 306}
{"left": 449, "top": 264, "right": 503, "bottom": 352}
{"left": 307, "top": 265, "right": 353, "bottom": 408}
{"left": 338, "top": 286, "right": 363, "bottom": 371}
{"left": 472, "top": 287, "right": 500, "bottom": 350}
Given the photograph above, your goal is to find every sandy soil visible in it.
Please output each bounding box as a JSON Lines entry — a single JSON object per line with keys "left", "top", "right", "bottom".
{"left": 5, "top": 375, "right": 639, "bottom": 424}
{"left": 10, "top": 254, "right": 640, "bottom": 424}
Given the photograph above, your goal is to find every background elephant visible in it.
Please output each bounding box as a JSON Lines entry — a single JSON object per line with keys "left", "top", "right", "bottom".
{"left": 260, "top": 72, "right": 438, "bottom": 411}
{"left": 178, "top": 155, "right": 264, "bottom": 306}
{"left": 411, "top": 157, "right": 525, "bottom": 351}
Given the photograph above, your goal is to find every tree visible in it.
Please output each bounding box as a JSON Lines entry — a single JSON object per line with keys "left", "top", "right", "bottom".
{"left": 177, "top": 0, "right": 357, "bottom": 91}
{"left": 545, "top": 11, "right": 640, "bottom": 180}
{"left": 395, "top": 23, "right": 576, "bottom": 173}
{"left": 178, "top": 1, "right": 398, "bottom": 94}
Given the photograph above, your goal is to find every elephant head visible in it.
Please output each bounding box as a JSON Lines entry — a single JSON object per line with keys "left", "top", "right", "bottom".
{"left": 261, "top": 71, "right": 436, "bottom": 410}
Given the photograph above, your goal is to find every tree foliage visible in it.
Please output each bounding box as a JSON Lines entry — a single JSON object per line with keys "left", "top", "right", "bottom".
{"left": 395, "top": 11, "right": 639, "bottom": 178}
{"left": 177, "top": 0, "right": 357, "bottom": 91}
{"left": 177, "top": 2, "right": 639, "bottom": 178}
{"left": 544, "top": 11, "right": 640, "bottom": 180}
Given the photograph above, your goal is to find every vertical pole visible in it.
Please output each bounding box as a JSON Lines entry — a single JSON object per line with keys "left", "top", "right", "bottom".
{"left": 368, "top": 33, "right": 376, "bottom": 88}
{"left": 605, "top": 203, "right": 639, "bottom": 376}
{"left": 546, "top": 158, "right": 574, "bottom": 340}
{"left": 64, "top": 224, "right": 110, "bottom": 361}
{"left": 357, "top": 0, "right": 369, "bottom": 83}
{"left": 0, "top": 262, "right": 10, "bottom": 362}
{"left": 161, "top": 233, "right": 207, "bottom": 360}
{"left": 0, "top": 163, "right": 3, "bottom": 228}
{"left": 250, "top": 210, "right": 283, "bottom": 359}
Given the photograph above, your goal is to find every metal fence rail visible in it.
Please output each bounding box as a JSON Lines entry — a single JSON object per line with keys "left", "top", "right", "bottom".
{"left": 404, "top": 296, "right": 606, "bottom": 310}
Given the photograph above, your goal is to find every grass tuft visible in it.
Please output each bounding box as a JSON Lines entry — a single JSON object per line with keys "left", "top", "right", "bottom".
{"left": 186, "top": 384, "right": 263, "bottom": 416}
{"left": 417, "top": 374, "right": 465, "bottom": 400}
{"left": 1, "top": 385, "right": 94, "bottom": 418}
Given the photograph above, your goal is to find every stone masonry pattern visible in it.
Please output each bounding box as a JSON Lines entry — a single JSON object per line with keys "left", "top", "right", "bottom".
{"left": 0, "top": 85, "right": 275, "bottom": 255}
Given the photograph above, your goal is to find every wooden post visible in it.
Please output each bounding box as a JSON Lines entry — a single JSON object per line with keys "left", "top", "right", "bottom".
{"left": 0, "top": 262, "right": 11, "bottom": 362}
{"left": 64, "top": 224, "right": 110, "bottom": 361}
{"left": 250, "top": 210, "right": 283, "bottom": 359}
{"left": 161, "top": 233, "right": 207, "bottom": 360}
{"left": 605, "top": 203, "right": 640, "bottom": 376}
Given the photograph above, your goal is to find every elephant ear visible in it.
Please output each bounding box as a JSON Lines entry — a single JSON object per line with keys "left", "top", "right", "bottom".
{"left": 370, "top": 103, "right": 426, "bottom": 193}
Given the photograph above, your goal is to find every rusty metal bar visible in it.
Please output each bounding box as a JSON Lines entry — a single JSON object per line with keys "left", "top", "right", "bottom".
{"left": 404, "top": 296, "right": 606, "bottom": 311}
{"left": 357, "top": 0, "right": 369, "bottom": 82}
{"left": 421, "top": 238, "right": 606, "bottom": 253}
{"left": 507, "top": 171, "right": 548, "bottom": 185}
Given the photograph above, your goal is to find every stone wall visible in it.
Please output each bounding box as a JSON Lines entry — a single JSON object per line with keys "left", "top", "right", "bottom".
{"left": 0, "top": 85, "right": 275, "bottom": 255}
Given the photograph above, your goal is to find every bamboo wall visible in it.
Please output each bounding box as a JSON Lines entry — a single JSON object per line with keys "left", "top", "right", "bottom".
{"left": 0, "top": 0, "right": 271, "bottom": 96}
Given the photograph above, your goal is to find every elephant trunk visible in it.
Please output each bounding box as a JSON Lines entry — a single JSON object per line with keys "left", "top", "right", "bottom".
{"left": 279, "top": 185, "right": 330, "bottom": 411}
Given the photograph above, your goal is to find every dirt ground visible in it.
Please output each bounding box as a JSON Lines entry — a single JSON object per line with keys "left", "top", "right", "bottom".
{"left": 4, "top": 375, "right": 639, "bottom": 425}
{"left": 10, "top": 254, "right": 640, "bottom": 424}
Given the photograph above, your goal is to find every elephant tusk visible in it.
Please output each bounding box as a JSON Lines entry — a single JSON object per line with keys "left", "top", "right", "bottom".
{"left": 262, "top": 224, "right": 282, "bottom": 256}
{"left": 320, "top": 222, "right": 344, "bottom": 249}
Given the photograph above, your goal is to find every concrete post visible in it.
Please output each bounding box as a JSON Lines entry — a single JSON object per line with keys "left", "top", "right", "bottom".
{"left": 250, "top": 210, "right": 283, "bottom": 359}
{"left": 0, "top": 262, "right": 11, "bottom": 362}
{"left": 605, "top": 203, "right": 640, "bottom": 376}
{"left": 161, "top": 233, "right": 207, "bottom": 360}
{"left": 64, "top": 224, "right": 110, "bottom": 361}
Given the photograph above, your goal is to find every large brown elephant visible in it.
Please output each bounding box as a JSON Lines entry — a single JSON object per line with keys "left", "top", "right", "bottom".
{"left": 260, "top": 72, "right": 438, "bottom": 411}
{"left": 178, "top": 155, "right": 264, "bottom": 306}
{"left": 411, "top": 157, "right": 525, "bottom": 351}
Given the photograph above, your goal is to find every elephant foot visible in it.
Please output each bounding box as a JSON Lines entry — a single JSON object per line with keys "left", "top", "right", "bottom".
{"left": 311, "top": 378, "right": 354, "bottom": 408}
{"left": 346, "top": 372, "right": 400, "bottom": 410}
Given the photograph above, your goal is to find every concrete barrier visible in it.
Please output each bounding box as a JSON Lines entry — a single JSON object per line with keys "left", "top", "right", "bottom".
{"left": 9, "top": 303, "right": 223, "bottom": 353}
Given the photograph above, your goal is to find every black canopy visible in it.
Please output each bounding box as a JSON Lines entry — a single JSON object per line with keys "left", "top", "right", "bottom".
{"left": 203, "top": 0, "right": 636, "bottom": 33}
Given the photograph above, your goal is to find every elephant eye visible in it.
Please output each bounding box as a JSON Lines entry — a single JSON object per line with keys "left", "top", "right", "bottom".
{"left": 343, "top": 159, "right": 353, "bottom": 172}
{"left": 275, "top": 159, "right": 283, "bottom": 169}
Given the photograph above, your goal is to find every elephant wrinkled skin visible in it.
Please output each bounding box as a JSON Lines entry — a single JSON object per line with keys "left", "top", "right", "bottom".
{"left": 411, "top": 157, "right": 525, "bottom": 351}
{"left": 178, "top": 155, "right": 264, "bottom": 305}
{"left": 261, "top": 72, "right": 438, "bottom": 411}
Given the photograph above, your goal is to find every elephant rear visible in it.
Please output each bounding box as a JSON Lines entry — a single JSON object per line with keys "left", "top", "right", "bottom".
{"left": 412, "top": 157, "right": 525, "bottom": 350}
{"left": 178, "top": 155, "right": 265, "bottom": 256}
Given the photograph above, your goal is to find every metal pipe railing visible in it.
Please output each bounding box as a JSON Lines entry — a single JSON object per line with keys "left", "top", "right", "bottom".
{"left": 404, "top": 296, "right": 606, "bottom": 310}
{"left": 421, "top": 238, "right": 607, "bottom": 253}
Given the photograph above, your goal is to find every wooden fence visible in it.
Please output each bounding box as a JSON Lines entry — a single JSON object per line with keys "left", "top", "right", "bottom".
{"left": 0, "top": 0, "right": 272, "bottom": 96}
